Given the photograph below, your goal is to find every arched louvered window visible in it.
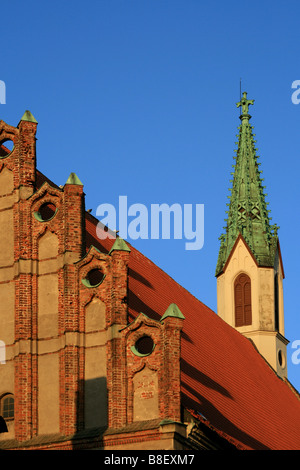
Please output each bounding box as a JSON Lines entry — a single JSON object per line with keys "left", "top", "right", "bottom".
{"left": 0, "top": 393, "right": 14, "bottom": 420}
{"left": 234, "top": 273, "right": 252, "bottom": 327}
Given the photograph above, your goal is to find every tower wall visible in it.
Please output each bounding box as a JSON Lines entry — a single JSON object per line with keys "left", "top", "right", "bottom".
{"left": 217, "top": 236, "right": 287, "bottom": 377}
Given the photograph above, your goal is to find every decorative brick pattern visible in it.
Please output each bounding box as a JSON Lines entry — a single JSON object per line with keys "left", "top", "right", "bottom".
{"left": 107, "top": 311, "right": 184, "bottom": 429}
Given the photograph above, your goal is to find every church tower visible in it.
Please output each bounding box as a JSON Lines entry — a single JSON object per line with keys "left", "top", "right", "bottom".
{"left": 216, "top": 92, "right": 288, "bottom": 378}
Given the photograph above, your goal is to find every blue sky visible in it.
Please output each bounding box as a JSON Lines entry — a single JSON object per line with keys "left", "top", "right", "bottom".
{"left": 1, "top": 1, "right": 300, "bottom": 391}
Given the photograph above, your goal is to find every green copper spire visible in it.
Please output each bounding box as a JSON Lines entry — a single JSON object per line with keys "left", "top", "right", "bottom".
{"left": 19, "top": 110, "right": 38, "bottom": 124}
{"left": 160, "top": 303, "right": 185, "bottom": 321}
{"left": 109, "top": 238, "right": 131, "bottom": 254}
{"left": 216, "top": 92, "right": 279, "bottom": 276}
{"left": 65, "top": 172, "right": 83, "bottom": 186}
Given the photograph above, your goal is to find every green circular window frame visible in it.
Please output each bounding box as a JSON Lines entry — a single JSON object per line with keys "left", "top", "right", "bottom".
{"left": 33, "top": 206, "right": 58, "bottom": 222}
{"left": 131, "top": 336, "right": 155, "bottom": 357}
{"left": 81, "top": 273, "right": 106, "bottom": 288}
{"left": 0, "top": 139, "right": 15, "bottom": 159}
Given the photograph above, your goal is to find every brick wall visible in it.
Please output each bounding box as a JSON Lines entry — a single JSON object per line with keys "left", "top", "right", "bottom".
{"left": 0, "top": 115, "right": 185, "bottom": 448}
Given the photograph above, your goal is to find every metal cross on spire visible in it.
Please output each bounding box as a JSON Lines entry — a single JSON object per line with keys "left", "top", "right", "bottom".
{"left": 236, "top": 91, "right": 254, "bottom": 116}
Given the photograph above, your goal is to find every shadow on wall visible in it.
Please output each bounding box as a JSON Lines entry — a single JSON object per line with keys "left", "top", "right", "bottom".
{"left": 83, "top": 376, "right": 108, "bottom": 431}
{"left": 0, "top": 416, "right": 8, "bottom": 434}
{"left": 67, "top": 376, "right": 109, "bottom": 449}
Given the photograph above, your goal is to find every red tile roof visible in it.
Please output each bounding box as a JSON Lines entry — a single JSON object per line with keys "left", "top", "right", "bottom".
{"left": 86, "top": 211, "right": 300, "bottom": 451}
{"left": 37, "top": 170, "right": 300, "bottom": 450}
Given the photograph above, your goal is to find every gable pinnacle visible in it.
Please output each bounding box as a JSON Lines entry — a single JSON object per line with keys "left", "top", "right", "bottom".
{"left": 18, "top": 110, "right": 38, "bottom": 126}
{"left": 109, "top": 238, "right": 131, "bottom": 254}
{"left": 65, "top": 172, "right": 83, "bottom": 186}
{"left": 161, "top": 303, "right": 185, "bottom": 321}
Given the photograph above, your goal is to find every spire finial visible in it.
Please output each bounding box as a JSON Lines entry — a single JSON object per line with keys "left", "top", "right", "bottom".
{"left": 236, "top": 92, "right": 254, "bottom": 118}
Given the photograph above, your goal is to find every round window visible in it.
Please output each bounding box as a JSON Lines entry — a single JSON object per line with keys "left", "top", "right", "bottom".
{"left": 0, "top": 139, "right": 14, "bottom": 158}
{"left": 34, "top": 202, "right": 57, "bottom": 222}
{"left": 82, "top": 268, "right": 105, "bottom": 288}
{"left": 131, "top": 335, "right": 155, "bottom": 357}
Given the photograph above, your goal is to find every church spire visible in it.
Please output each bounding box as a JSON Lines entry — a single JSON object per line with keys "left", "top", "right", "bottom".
{"left": 216, "top": 92, "right": 279, "bottom": 276}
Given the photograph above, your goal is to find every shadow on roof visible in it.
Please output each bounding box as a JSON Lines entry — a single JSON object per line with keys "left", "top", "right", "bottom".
{"left": 181, "top": 379, "right": 271, "bottom": 450}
